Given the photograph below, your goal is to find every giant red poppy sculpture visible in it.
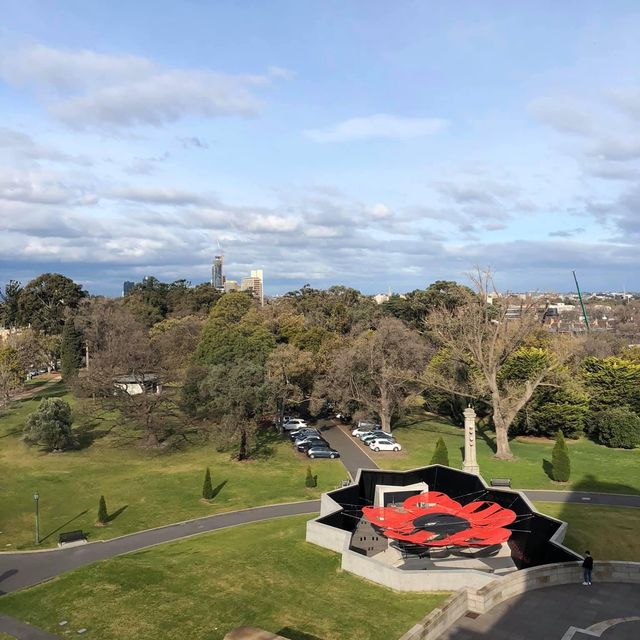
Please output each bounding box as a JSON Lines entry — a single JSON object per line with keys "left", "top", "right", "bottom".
{"left": 362, "top": 491, "right": 516, "bottom": 548}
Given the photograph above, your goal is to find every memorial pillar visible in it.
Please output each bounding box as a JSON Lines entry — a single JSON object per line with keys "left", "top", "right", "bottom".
{"left": 462, "top": 406, "right": 480, "bottom": 475}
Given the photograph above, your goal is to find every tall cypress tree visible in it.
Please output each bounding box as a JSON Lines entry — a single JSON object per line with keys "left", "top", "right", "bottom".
{"left": 202, "top": 467, "right": 214, "bottom": 500}
{"left": 430, "top": 436, "right": 450, "bottom": 466}
{"left": 97, "top": 495, "right": 108, "bottom": 524}
{"left": 551, "top": 430, "right": 571, "bottom": 482}
{"left": 60, "top": 318, "right": 84, "bottom": 380}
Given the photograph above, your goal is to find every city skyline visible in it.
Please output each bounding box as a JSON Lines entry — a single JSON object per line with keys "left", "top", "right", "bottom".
{"left": 2, "top": 2, "right": 640, "bottom": 296}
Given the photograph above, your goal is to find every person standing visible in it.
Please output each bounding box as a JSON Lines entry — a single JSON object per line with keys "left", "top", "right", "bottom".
{"left": 582, "top": 550, "right": 594, "bottom": 585}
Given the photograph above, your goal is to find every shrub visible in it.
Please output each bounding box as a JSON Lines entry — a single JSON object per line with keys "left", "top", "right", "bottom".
{"left": 551, "top": 430, "right": 571, "bottom": 482}
{"left": 202, "top": 467, "right": 214, "bottom": 500}
{"left": 588, "top": 407, "right": 640, "bottom": 449}
{"left": 305, "top": 465, "right": 317, "bottom": 488}
{"left": 23, "top": 397, "right": 75, "bottom": 451}
{"left": 430, "top": 436, "right": 450, "bottom": 466}
{"left": 97, "top": 495, "right": 108, "bottom": 524}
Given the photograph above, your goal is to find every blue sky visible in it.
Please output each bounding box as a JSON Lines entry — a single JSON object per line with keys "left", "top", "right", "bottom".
{"left": 1, "top": 1, "right": 640, "bottom": 295}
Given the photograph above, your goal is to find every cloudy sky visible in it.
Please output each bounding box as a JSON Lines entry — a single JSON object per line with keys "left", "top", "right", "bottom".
{"left": 1, "top": 1, "right": 640, "bottom": 296}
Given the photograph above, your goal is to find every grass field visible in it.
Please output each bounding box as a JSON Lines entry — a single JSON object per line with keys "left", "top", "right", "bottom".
{"left": 0, "top": 516, "right": 449, "bottom": 640}
{"left": 372, "top": 411, "right": 640, "bottom": 494}
{"left": 534, "top": 502, "right": 640, "bottom": 562}
{"left": 0, "top": 383, "right": 346, "bottom": 550}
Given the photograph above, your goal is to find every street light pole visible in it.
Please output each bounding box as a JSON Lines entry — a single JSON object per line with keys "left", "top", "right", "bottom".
{"left": 33, "top": 491, "right": 40, "bottom": 545}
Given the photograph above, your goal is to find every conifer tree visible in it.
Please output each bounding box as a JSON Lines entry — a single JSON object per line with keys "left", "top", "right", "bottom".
{"left": 202, "top": 467, "right": 214, "bottom": 500}
{"left": 97, "top": 495, "right": 108, "bottom": 524}
{"left": 551, "top": 430, "right": 571, "bottom": 482}
{"left": 430, "top": 436, "right": 450, "bottom": 466}
{"left": 60, "top": 317, "right": 84, "bottom": 380}
{"left": 305, "top": 465, "right": 317, "bottom": 488}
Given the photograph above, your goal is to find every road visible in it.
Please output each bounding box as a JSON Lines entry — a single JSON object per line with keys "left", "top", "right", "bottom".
{"left": 0, "top": 500, "right": 320, "bottom": 596}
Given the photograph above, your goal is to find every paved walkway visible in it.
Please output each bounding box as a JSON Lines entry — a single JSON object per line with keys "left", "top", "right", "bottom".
{"left": 0, "top": 614, "right": 60, "bottom": 639}
{"left": 319, "top": 422, "right": 378, "bottom": 479}
{"left": 0, "top": 500, "right": 320, "bottom": 596}
{"left": 441, "top": 582, "right": 640, "bottom": 640}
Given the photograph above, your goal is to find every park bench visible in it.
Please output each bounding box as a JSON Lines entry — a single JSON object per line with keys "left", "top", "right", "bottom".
{"left": 490, "top": 478, "right": 511, "bottom": 488}
{"left": 58, "top": 530, "right": 87, "bottom": 545}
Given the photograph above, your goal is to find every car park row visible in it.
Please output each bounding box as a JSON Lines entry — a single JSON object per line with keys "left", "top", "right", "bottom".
{"left": 285, "top": 421, "right": 341, "bottom": 460}
{"left": 351, "top": 420, "right": 402, "bottom": 452}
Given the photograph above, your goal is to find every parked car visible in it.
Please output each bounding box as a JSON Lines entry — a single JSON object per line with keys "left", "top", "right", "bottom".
{"left": 307, "top": 446, "right": 340, "bottom": 459}
{"left": 335, "top": 412, "right": 352, "bottom": 423}
{"left": 282, "top": 418, "right": 308, "bottom": 431}
{"left": 297, "top": 439, "right": 329, "bottom": 452}
{"left": 361, "top": 431, "right": 394, "bottom": 444}
{"left": 295, "top": 434, "right": 326, "bottom": 446}
{"left": 369, "top": 438, "right": 401, "bottom": 452}
{"left": 352, "top": 423, "right": 381, "bottom": 437}
{"left": 288, "top": 428, "right": 320, "bottom": 441}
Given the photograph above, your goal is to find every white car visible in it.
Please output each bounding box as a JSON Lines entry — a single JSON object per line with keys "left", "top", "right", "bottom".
{"left": 282, "top": 418, "right": 308, "bottom": 431}
{"left": 369, "top": 438, "right": 401, "bottom": 452}
{"left": 351, "top": 424, "right": 381, "bottom": 437}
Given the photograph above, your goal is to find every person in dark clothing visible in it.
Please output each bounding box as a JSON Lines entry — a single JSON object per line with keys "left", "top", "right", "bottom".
{"left": 582, "top": 550, "right": 594, "bottom": 585}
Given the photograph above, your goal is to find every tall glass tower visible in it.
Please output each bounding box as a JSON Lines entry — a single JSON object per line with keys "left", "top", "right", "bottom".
{"left": 212, "top": 255, "right": 224, "bottom": 289}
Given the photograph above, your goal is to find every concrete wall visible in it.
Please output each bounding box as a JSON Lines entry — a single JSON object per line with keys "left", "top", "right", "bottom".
{"left": 467, "top": 561, "right": 640, "bottom": 614}
{"left": 398, "top": 590, "right": 470, "bottom": 640}
{"left": 341, "top": 547, "right": 495, "bottom": 592}
{"left": 395, "top": 561, "right": 640, "bottom": 640}
{"left": 305, "top": 519, "right": 350, "bottom": 554}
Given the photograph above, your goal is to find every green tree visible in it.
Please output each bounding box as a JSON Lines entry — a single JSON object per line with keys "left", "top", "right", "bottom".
{"left": 202, "top": 467, "right": 214, "bottom": 499}
{"left": 0, "top": 345, "right": 23, "bottom": 405}
{"left": 305, "top": 465, "right": 317, "bottom": 488}
{"left": 430, "top": 436, "right": 450, "bottom": 466}
{"left": 18, "top": 273, "right": 87, "bottom": 334}
{"left": 551, "top": 430, "right": 571, "bottom": 482}
{"left": 589, "top": 408, "right": 640, "bottom": 449}
{"left": 383, "top": 281, "right": 473, "bottom": 329}
{"left": 194, "top": 294, "right": 274, "bottom": 366}
{"left": 97, "top": 495, "right": 108, "bottom": 524}
{"left": 198, "top": 359, "right": 273, "bottom": 460}
{"left": 317, "top": 317, "right": 428, "bottom": 432}
{"left": 0, "top": 280, "right": 23, "bottom": 328}
{"left": 60, "top": 317, "right": 84, "bottom": 380}
{"left": 23, "top": 397, "right": 75, "bottom": 451}
{"left": 581, "top": 356, "right": 640, "bottom": 414}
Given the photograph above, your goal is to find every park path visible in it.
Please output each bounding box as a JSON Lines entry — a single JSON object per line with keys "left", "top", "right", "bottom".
{"left": 9, "top": 375, "right": 62, "bottom": 403}
{"left": 0, "top": 614, "right": 60, "bottom": 639}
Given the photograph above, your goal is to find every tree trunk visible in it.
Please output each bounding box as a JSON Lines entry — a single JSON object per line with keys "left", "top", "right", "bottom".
{"left": 380, "top": 409, "right": 391, "bottom": 432}
{"left": 238, "top": 428, "right": 248, "bottom": 461}
{"left": 493, "top": 410, "right": 513, "bottom": 460}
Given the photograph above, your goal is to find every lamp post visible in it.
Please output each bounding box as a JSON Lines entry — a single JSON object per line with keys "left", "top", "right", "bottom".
{"left": 33, "top": 491, "right": 40, "bottom": 545}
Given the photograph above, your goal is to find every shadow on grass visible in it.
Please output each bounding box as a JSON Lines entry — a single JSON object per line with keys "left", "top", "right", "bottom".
{"left": 477, "top": 424, "right": 497, "bottom": 454}
{"left": 211, "top": 480, "right": 227, "bottom": 499}
{"left": 0, "top": 428, "right": 20, "bottom": 439}
{"left": 40, "top": 509, "right": 89, "bottom": 543}
{"left": 106, "top": 505, "right": 128, "bottom": 523}
{"left": 250, "top": 429, "right": 281, "bottom": 459}
{"left": 277, "top": 628, "right": 325, "bottom": 640}
{"left": 542, "top": 458, "right": 554, "bottom": 480}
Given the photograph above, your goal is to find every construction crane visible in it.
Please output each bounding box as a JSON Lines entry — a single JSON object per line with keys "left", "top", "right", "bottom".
{"left": 572, "top": 270, "right": 590, "bottom": 331}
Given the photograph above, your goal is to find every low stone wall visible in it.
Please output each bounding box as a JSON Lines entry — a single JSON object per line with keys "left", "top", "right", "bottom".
{"left": 468, "top": 561, "right": 640, "bottom": 614}
{"left": 398, "top": 590, "right": 469, "bottom": 640}
{"left": 305, "top": 519, "right": 350, "bottom": 554}
{"left": 396, "top": 561, "right": 640, "bottom": 640}
{"left": 341, "top": 547, "right": 495, "bottom": 592}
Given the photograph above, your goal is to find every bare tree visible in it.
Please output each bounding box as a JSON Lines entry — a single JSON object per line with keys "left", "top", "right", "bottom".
{"left": 424, "top": 269, "right": 579, "bottom": 459}
{"left": 318, "top": 317, "right": 429, "bottom": 431}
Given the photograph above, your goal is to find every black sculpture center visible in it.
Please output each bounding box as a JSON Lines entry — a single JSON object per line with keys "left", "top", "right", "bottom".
{"left": 412, "top": 513, "right": 469, "bottom": 537}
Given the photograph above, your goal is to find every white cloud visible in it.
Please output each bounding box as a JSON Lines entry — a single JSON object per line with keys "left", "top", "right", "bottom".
{"left": 0, "top": 43, "right": 287, "bottom": 131}
{"left": 528, "top": 97, "right": 595, "bottom": 136}
{"left": 304, "top": 114, "right": 448, "bottom": 143}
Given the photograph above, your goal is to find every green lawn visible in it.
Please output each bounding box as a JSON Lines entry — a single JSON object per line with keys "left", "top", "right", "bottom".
{"left": 534, "top": 502, "right": 640, "bottom": 562}
{"left": 0, "top": 384, "right": 346, "bottom": 550}
{"left": 0, "top": 516, "right": 449, "bottom": 640}
{"left": 374, "top": 411, "right": 640, "bottom": 494}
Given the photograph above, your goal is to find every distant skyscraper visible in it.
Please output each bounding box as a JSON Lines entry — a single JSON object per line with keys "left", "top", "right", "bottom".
{"left": 122, "top": 281, "right": 135, "bottom": 296}
{"left": 224, "top": 280, "right": 239, "bottom": 293}
{"left": 241, "top": 269, "right": 264, "bottom": 306}
{"left": 212, "top": 255, "right": 224, "bottom": 289}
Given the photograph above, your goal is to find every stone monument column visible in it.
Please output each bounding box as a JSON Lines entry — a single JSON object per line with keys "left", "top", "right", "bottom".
{"left": 462, "top": 406, "right": 480, "bottom": 475}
